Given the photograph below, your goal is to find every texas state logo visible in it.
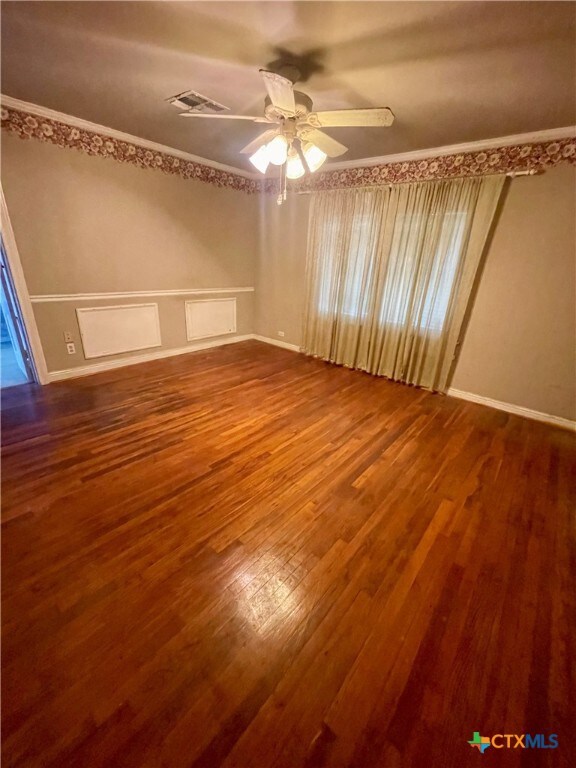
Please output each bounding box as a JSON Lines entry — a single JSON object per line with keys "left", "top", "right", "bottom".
{"left": 468, "top": 732, "right": 491, "bottom": 753}
{"left": 468, "top": 731, "right": 559, "bottom": 753}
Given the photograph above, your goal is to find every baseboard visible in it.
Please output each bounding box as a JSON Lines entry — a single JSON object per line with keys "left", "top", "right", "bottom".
{"left": 47, "top": 334, "right": 254, "bottom": 382}
{"left": 252, "top": 335, "right": 301, "bottom": 353}
{"left": 48, "top": 343, "right": 573, "bottom": 434}
{"left": 447, "top": 388, "right": 575, "bottom": 431}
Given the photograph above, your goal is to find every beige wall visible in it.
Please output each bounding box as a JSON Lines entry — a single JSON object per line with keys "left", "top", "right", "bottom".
{"left": 255, "top": 191, "right": 309, "bottom": 345}
{"left": 2, "top": 131, "right": 574, "bottom": 420}
{"left": 30, "top": 293, "right": 254, "bottom": 372}
{"left": 256, "top": 165, "right": 576, "bottom": 420}
{"left": 451, "top": 164, "right": 576, "bottom": 420}
{"left": 2, "top": 132, "right": 258, "bottom": 371}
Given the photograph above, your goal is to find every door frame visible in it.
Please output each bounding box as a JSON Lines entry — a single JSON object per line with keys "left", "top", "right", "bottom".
{"left": 0, "top": 185, "right": 48, "bottom": 384}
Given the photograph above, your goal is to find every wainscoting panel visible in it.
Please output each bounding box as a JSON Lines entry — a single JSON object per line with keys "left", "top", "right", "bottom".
{"left": 185, "top": 298, "right": 236, "bottom": 341}
{"left": 76, "top": 303, "right": 162, "bottom": 359}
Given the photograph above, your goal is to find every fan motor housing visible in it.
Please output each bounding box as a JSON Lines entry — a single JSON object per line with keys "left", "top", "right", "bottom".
{"left": 264, "top": 90, "right": 313, "bottom": 121}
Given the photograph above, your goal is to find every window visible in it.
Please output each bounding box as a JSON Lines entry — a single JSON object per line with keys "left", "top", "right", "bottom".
{"left": 303, "top": 175, "right": 505, "bottom": 391}
{"left": 318, "top": 212, "right": 375, "bottom": 318}
{"left": 317, "top": 208, "right": 468, "bottom": 335}
{"left": 381, "top": 210, "right": 467, "bottom": 333}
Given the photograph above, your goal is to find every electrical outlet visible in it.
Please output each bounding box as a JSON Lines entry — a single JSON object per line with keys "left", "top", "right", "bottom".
{"left": 66, "top": 342, "right": 76, "bottom": 355}
{"left": 277, "top": 331, "right": 285, "bottom": 337}
{"left": 64, "top": 331, "right": 73, "bottom": 343}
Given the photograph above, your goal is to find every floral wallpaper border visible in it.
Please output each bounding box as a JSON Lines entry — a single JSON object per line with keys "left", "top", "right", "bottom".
{"left": 280, "top": 134, "right": 576, "bottom": 193}
{"left": 2, "top": 104, "right": 574, "bottom": 195}
{"left": 1, "top": 106, "right": 262, "bottom": 194}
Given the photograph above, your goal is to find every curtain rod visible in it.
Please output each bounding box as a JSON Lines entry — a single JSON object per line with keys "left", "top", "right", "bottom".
{"left": 295, "top": 168, "right": 542, "bottom": 194}
{"left": 507, "top": 169, "right": 541, "bottom": 177}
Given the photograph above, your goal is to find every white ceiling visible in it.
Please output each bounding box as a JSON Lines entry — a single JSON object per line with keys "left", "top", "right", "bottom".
{"left": 2, "top": 1, "right": 575, "bottom": 171}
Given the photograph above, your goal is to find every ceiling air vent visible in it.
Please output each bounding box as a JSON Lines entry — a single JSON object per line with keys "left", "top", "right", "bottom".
{"left": 167, "top": 89, "right": 229, "bottom": 113}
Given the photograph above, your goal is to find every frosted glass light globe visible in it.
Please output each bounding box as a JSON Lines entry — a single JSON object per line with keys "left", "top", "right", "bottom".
{"left": 286, "top": 150, "right": 305, "bottom": 179}
{"left": 249, "top": 144, "right": 271, "bottom": 174}
{"left": 267, "top": 135, "right": 289, "bottom": 166}
{"left": 303, "top": 142, "right": 327, "bottom": 172}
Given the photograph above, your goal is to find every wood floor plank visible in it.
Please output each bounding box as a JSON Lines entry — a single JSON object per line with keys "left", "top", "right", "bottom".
{"left": 2, "top": 340, "right": 574, "bottom": 767}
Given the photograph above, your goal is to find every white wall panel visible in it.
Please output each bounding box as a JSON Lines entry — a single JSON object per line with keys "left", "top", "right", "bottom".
{"left": 76, "top": 303, "right": 161, "bottom": 359}
{"left": 185, "top": 298, "right": 236, "bottom": 341}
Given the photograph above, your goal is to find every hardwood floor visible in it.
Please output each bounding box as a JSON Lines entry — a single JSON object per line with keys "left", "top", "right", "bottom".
{"left": 2, "top": 341, "right": 574, "bottom": 768}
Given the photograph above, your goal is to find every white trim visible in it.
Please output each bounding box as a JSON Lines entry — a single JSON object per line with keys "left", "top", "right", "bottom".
{"left": 5, "top": 94, "right": 574, "bottom": 179}
{"left": 29, "top": 287, "right": 255, "bottom": 303}
{"left": 447, "top": 388, "right": 575, "bottom": 431}
{"left": 324, "top": 126, "right": 576, "bottom": 171}
{"left": 1, "top": 94, "right": 261, "bottom": 180}
{"left": 0, "top": 186, "right": 49, "bottom": 384}
{"left": 46, "top": 334, "right": 302, "bottom": 381}
{"left": 252, "top": 334, "right": 301, "bottom": 353}
{"left": 47, "top": 334, "right": 253, "bottom": 382}
{"left": 42, "top": 341, "right": 574, "bottom": 433}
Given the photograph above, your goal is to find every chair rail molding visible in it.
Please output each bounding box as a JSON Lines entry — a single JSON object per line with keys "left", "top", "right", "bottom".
{"left": 29, "top": 287, "right": 255, "bottom": 303}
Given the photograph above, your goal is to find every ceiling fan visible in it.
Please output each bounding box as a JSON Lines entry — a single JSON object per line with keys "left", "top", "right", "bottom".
{"left": 179, "top": 68, "right": 394, "bottom": 184}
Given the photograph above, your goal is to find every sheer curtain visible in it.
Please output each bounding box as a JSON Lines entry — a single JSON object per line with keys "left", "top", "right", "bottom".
{"left": 302, "top": 175, "right": 505, "bottom": 392}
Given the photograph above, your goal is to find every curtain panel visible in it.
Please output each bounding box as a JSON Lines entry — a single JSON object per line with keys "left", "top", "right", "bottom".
{"left": 302, "top": 175, "right": 505, "bottom": 392}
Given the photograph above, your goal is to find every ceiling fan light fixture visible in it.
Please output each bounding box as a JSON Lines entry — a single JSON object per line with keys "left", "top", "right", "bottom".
{"left": 267, "top": 134, "right": 289, "bottom": 166}
{"left": 249, "top": 144, "right": 270, "bottom": 174}
{"left": 286, "top": 148, "right": 305, "bottom": 180}
{"left": 303, "top": 142, "right": 327, "bottom": 172}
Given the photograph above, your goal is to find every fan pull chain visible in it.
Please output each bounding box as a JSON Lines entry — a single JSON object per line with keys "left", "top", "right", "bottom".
{"left": 275, "top": 148, "right": 290, "bottom": 206}
{"left": 277, "top": 163, "right": 283, "bottom": 205}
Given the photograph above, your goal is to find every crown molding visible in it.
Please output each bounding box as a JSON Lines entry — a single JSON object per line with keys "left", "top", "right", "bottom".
{"left": 323, "top": 126, "right": 576, "bottom": 171}
{"left": 287, "top": 134, "right": 576, "bottom": 193}
{"left": 3, "top": 94, "right": 574, "bottom": 193}
{"left": 0, "top": 94, "right": 261, "bottom": 180}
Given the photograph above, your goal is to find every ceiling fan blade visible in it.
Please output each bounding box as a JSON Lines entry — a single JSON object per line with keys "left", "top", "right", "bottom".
{"left": 306, "top": 108, "right": 395, "bottom": 128}
{"left": 298, "top": 127, "right": 348, "bottom": 158}
{"left": 259, "top": 69, "right": 296, "bottom": 116}
{"left": 240, "top": 129, "right": 279, "bottom": 155}
{"left": 180, "top": 113, "right": 270, "bottom": 122}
